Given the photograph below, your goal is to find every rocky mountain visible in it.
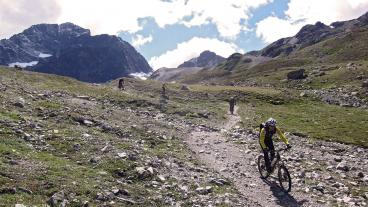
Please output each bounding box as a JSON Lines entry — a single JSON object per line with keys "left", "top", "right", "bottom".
{"left": 178, "top": 50, "right": 225, "bottom": 68}
{"left": 172, "top": 11, "right": 368, "bottom": 86}
{"left": 150, "top": 67, "right": 203, "bottom": 82}
{"left": 257, "top": 11, "right": 368, "bottom": 58}
{"left": 0, "top": 23, "right": 152, "bottom": 83}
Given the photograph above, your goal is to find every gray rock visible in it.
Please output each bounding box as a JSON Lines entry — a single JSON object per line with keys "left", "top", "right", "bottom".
{"left": 136, "top": 167, "right": 146, "bottom": 176}
{"left": 334, "top": 157, "right": 343, "bottom": 162}
{"left": 362, "top": 80, "right": 368, "bottom": 88}
{"left": 300, "top": 92, "right": 306, "bottom": 97}
{"left": 357, "top": 172, "right": 364, "bottom": 178}
{"left": 362, "top": 175, "right": 368, "bottom": 182}
{"left": 83, "top": 120, "right": 93, "bottom": 126}
{"left": 0, "top": 187, "right": 16, "bottom": 194}
{"left": 73, "top": 143, "right": 81, "bottom": 151}
{"left": 180, "top": 85, "right": 190, "bottom": 91}
{"left": 210, "top": 178, "right": 230, "bottom": 186}
{"left": 89, "top": 156, "right": 101, "bottom": 164}
{"left": 298, "top": 170, "right": 306, "bottom": 178}
{"left": 117, "top": 152, "right": 127, "bottom": 159}
{"left": 336, "top": 161, "right": 349, "bottom": 171}
{"left": 196, "top": 186, "right": 213, "bottom": 195}
{"left": 287, "top": 69, "right": 307, "bottom": 80}
{"left": 23, "top": 133, "right": 32, "bottom": 141}
{"left": 48, "top": 191, "right": 68, "bottom": 207}
{"left": 157, "top": 175, "right": 166, "bottom": 182}
{"left": 96, "top": 192, "right": 109, "bottom": 201}
{"left": 14, "top": 98, "right": 25, "bottom": 108}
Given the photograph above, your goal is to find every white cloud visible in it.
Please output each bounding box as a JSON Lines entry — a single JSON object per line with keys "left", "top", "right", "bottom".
{"left": 56, "top": 0, "right": 271, "bottom": 39}
{"left": 0, "top": 0, "right": 61, "bottom": 38}
{"left": 0, "top": 0, "right": 272, "bottom": 40}
{"left": 256, "top": 0, "right": 368, "bottom": 43}
{"left": 131, "top": 35, "right": 153, "bottom": 48}
{"left": 149, "top": 37, "right": 244, "bottom": 70}
{"left": 177, "top": 0, "right": 273, "bottom": 39}
{"left": 256, "top": 16, "right": 304, "bottom": 43}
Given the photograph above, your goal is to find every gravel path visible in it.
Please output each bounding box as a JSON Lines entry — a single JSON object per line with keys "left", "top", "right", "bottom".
{"left": 186, "top": 106, "right": 325, "bottom": 207}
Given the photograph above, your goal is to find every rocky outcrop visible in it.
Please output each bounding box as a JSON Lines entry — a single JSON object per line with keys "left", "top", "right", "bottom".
{"left": 0, "top": 23, "right": 152, "bottom": 83}
{"left": 178, "top": 51, "right": 225, "bottom": 68}
{"left": 259, "top": 12, "right": 368, "bottom": 58}
{"left": 287, "top": 69, "right": 307, "bottom": 80}
{"left": 224, "top": 53, "right": 242, "bottom": 71}
{"left": 150, "top": 67, "right": 202, "bottom": 82}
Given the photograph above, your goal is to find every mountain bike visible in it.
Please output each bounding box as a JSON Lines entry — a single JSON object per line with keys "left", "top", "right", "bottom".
{"left": 257, "top": 147, "right": 292, "bottom": 192}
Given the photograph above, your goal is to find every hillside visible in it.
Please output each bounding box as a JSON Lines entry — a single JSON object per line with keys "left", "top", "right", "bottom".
{"left": 163, "top": 12, "right": 368, "bottom": 92}
{"left": 151, "top": 51, "right": 226, "bottom": 83}
{"left": 0, "top": 66, "right": 367, "bottom": 206}
{"left": 178, "top": 51, "right": 225, "bottom": 68}
{"left": 0, "top": 23, "right": 152, "bottom": 83}
{"left": 150, "top": 67, "right": 203, "bottom": 83}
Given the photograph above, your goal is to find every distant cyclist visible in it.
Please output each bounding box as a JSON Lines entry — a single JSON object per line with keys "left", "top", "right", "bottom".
{"left": 259, "top": 118, "right": 291, "bottom": 173}
{"left": 229, "top": 97, "right": 236, "bottom": 115}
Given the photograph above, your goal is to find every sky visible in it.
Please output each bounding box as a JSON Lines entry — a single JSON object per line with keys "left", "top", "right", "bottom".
{"left": 1, "top": 0, "right": 368, "bottom": 70}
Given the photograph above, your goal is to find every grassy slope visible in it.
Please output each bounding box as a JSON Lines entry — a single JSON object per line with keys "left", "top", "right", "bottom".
{"left": 178, "top": 28, "right": 368, "bottom": 89}
{"left": 165, "top": 28, "right": 368, "bottom": 148}
{"left": 0, "top": 67, "right": 243, "bottom": 205}
{"left": 238, "top": 100, "right": 368, "bottom": 147}
{"left": 0, "top": 61, "right": 367, "bottom": 205}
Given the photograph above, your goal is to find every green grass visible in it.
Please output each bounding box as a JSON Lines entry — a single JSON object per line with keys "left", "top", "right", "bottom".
{"left": 239, "top": 100, "right": 368, "bottom": 147}
{"left": 37, "top": 100, "right": 62, "bottom": 109}
{"left": 0, "top": 110, "right": 21, "bottom": 121}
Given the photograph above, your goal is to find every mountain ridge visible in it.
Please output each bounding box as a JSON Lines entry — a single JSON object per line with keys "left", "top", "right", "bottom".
{"left": 0, "top": 23, "right": 152, "bottom": 83}
{"left": 178, "top": 50, "right": 226, "bottom": 68}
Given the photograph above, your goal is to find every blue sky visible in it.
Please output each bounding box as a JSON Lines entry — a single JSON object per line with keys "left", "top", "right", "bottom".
{"left": 2, "top": 0, "right": 368, "bottom": 69}
{"left": 119, "top": 0, "right": 290, "bottom": 68}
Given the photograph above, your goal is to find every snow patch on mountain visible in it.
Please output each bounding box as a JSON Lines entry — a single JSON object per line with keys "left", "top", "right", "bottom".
{"left": 8, "top": 61, "right": 39, "bottom": 68}
{"left": 130, "top": 72, "right": 151, "bottom": 80}
{"left": 39, "top": 53, "right": 53, "bottom": 58}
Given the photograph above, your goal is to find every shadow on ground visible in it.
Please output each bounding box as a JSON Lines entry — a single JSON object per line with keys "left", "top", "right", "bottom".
{"left": 261, "top": 177, "right": 309, "bottom": 207}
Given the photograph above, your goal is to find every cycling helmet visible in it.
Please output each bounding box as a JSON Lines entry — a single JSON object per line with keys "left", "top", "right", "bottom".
{"left": 265, "top": 118, "right": 277, "bottom": 127}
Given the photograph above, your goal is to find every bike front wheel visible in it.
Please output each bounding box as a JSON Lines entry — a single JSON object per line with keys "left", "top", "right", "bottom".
{"left": 278, "top": 165, "right": 291, "bottom": 192}
{"left": 257, "top": 155, "right": 269, "bottom": 179}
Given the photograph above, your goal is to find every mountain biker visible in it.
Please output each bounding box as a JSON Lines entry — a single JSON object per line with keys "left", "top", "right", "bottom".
{"left": 259, "top": 118, "right": 291, "bottom": 173}
{"left": 229, "top": 97, "right": 236, "bottom": 115}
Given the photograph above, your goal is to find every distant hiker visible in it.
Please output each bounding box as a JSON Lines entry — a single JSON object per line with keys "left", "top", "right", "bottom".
{"left": 162, "top": 83, "right": 167, "bottom": 96}
{"left": 118, "top": 78, "right": 124, "bottom": 90}
{"left": 229, "top": 97, "right": 236, "bottom": 115}
{"left": 259, "top": 118, "right": 291, "bottom": 173}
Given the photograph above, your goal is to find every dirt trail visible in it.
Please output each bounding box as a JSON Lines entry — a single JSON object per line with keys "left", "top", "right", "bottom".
{"left": 186, "top": 106, "right": 323, "bottom": 207}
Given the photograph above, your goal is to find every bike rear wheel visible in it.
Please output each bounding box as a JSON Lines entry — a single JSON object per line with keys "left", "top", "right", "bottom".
{"left": 257, "top": 155, "right": 269, "bottom": 179}
{"left": 278, "top": 165, "right": 291, "bottom": 192}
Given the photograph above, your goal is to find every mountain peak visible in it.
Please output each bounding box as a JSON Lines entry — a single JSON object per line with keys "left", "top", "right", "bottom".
{"left": 178, "top": 50, "right": 225, "bottom": 68}
{"left": 59, "top": 22, "right": 91, "bottom": 36}
{"left": 0, "top": 22, "right": 152, "bottom": 82}
{"left": 258, "top": 12, "right": 368, "bottom": 58}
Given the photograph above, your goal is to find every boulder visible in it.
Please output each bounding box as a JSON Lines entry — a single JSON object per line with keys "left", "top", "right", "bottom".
{"left": 362, "top": 80, "right": 368, "bottom": 88}
{"left": 287, "top": 69, "right": 307, "bottom": 80}
{"left": 336, "top": 162, "right": 349, "bottom": 171}
{"left": 180, "top": 85, "right": 190, "bottom": 91}
{"left": 196, "top": 186, "right": 213, "bottom": 195}
{"left": 48, "top": 191, "right": 69, "bottom": 207}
